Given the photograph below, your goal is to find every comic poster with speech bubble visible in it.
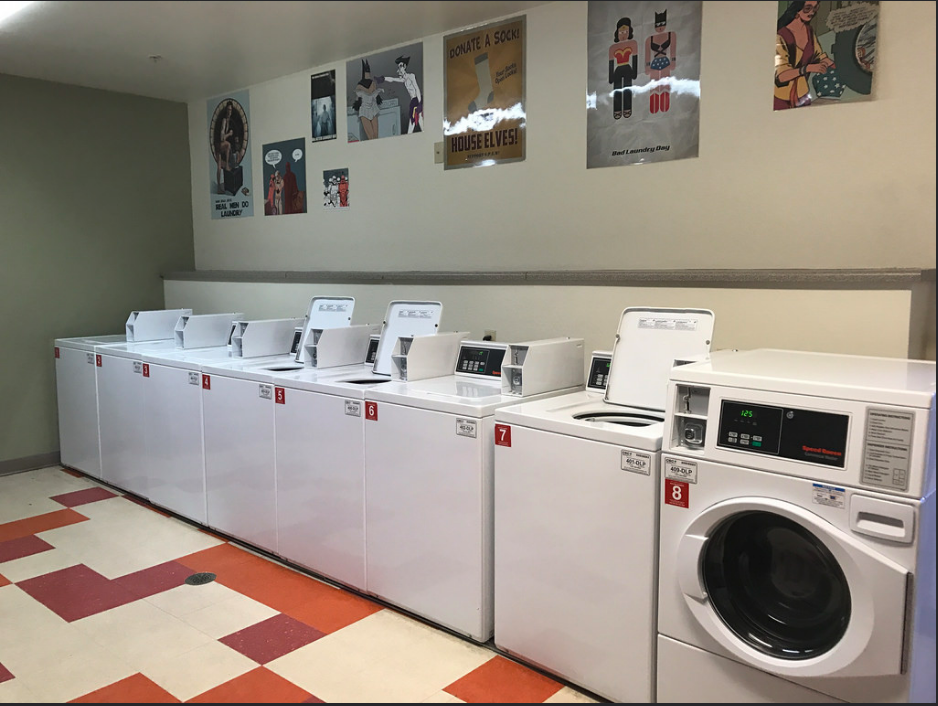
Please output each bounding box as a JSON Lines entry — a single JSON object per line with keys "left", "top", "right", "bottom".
{"left": 207, "top": 90, "right": 254, "bottom": 218}
{"left": 262, "top": 138, "right": 306, "bottom": 216}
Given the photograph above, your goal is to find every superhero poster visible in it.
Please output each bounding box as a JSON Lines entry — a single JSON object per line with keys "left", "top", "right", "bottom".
{"left": 586, "top": 2, "right": 701, "bottom": 168}
{"left": 261, "top": 138, "right": 306, "bottom": 216}
{"left": 443, "top": 16, "right": 525, "bottom": 170}
{"left": 345, "top": 43, "right": 424, "bottom": 142}
{"left": 322, "top": 168, "right": 350, "bottom": 210}
{"left": 311, "top": 70, "right": 337, "bottom": 142}
{"left": 774, "top": 2, "right": 879, "bottom": 111}
{"left": 207, "top": 90, "right": 254, "bottom": 218}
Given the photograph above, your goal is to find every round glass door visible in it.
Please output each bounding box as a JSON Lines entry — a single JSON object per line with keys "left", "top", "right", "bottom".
{"left": 702, "top": 511, "right": 851, "bottom": 660}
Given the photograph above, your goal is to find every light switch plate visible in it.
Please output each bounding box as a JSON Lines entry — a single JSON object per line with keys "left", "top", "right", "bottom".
{"left": 434, "top": 141, "right": 444, "bottom": 164}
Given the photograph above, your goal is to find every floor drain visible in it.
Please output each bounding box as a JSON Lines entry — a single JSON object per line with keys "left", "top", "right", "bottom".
{"left": 185, "top": 572, "right": 217, "bottom": 586}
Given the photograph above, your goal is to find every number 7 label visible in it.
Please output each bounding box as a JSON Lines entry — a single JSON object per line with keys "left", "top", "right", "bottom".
{"left": 495, "top": 424, "right": 511, "bottom": 447}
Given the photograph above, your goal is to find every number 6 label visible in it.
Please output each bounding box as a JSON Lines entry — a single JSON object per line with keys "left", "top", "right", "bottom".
{"left": 665, "top": 479, "right": 689, "bottom": 509}
{"left": 365, "top": 402, "right": 378, "bottom": 421}
{"left": 494, "top": 424, "right": 511, "bottom": 447}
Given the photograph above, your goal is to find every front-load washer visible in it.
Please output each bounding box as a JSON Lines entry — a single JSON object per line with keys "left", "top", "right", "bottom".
{"left": 658, "top": 349, "right": 936, "bottom": 703}
{"left": 493, "top": 308, "right": 715, "bottom": 701}
{"left": 54, "top": 334, "right": 127, "bottom": 478}
{"left": 365, "top": 336, "right": 586, "bottom": 641}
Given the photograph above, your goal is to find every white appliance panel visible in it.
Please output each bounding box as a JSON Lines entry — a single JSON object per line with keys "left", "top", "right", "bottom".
{"left": 55, "top": 346, "right": 102, "bottom": 477}
{"left": 98, "top": 354, "right": 147, "bottom": 496}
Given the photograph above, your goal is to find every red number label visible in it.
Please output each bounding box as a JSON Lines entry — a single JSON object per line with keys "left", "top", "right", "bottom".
{"left": 142, "top": 363, "right": 150, "bottom": 378}
{"left": 55, "top": 347, "right": 60, "bottom": 359}
{"left": 202, "top": 374, "right": 211, "bottom": 390}
{"left": 365, "top": 402, "right": 378, "bottom": 421}
{"left": 495, "top": 424, "right": 512, "bottom": 447}
{"left": 275, "top": 387, "right": 285, "bottom": 404}
{"left": 95, "top": 355, "right": 102, "bottom": 367}
{"left": 665, "top": 479, "right": 689, "bottom": 509}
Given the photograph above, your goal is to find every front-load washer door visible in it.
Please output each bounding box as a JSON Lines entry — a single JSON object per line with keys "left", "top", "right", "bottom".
{"left": 677, "top": 496, "right": 910, "bottom": 679}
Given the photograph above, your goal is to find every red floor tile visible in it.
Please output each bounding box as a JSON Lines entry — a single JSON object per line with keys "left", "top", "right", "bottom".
{"left": 282, "top": 585, "right": 383, "bottom": 634}
{"left": 113, "top": 561, "right": 192, "bottom": 599}
{"left": 17, "top": 564, "right": 139, "bottom": 622}
{"left": 0, "top": 573, "right": 9, "bottom": 588}
{"left": 0, "top": 534, "right": 54, "bottom": 563}
{"left": 220, "top": 614, "right": 324, "bottom": 664}
{"left": 51, "top": 487, "right": 118, "bottom": 508}
{"left": 69, "top": 673, "right": 180, "bottom": 703}
{"left": 0, "top": 508, "right": 88, "bottom": 543}
{"left": 121, "top": 494, "right": 171, "bottom": 517}
{"left": 0, "top": 661, "right": 12, "bottom": 684}
{"left": 445, "top": 656, "right": 563, "bottom": 703}
{"left": 61, "top": 468, "right": 84, "bottom": 478}
{"left": 302, "top": 697, "right": 325, "bottom": 704}
{"left": 187, "top": 667, "right": 313, "bottom": 703}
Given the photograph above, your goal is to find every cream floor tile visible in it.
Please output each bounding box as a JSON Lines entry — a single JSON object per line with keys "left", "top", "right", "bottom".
{"left": 544, "top": 686, "right": 601, "bottom": 703}
{"left": 178, "top": 592, "right": 279, "bottom": 638}
{"left": 16, "top": 643, "right": 135, "bottom": 703}
{"left": 0, "top": 546, "right": 81, "bottom": 583}
{"left": 0, "top": 586, "right": 69, "bottom": 652}
{"left": 0, "top": 677, "right": 42, "bottom": 703}
{"left": 140, "top": 640, "right": 257, "bottom": 702}
{"left": 0, "top": 491, "right": 66, "bottom": 524}
{"left": 144, "top": 581, "right": 242, "bottom": 618}
{"left": 0, "top": 618, "right": 109, "bottom": 679}
{"left": 422, "top": 690, "right": 467, "bottom": 703}
{"left": 73, "top": 599, "right": 214, "bottom": 665}
{"left": 34, "top": 528, "right": 162, "bottom": 579}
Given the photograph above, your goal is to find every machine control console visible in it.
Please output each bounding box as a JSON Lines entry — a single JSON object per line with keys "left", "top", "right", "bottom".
{"left": 717, "top": 400, "right": 849, "bottom": 468}
{"left": 587, "top": 354, "right": 612, "bottom": 391}
{"left": 455, "top": 344, "right": 506, "bottom": 378}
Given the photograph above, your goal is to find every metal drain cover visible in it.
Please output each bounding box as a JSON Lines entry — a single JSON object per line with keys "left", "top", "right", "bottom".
{"left": 185, "top": 572, "right": 217, "bottom": 586}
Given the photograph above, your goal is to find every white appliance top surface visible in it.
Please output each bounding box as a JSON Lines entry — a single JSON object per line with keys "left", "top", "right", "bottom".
{"left": 55, "top": 334, "right": 127, "bottom": 351}
{"left": 93, "top": 339, "right": 178, "bottom": 360}
{"left": 292, "top": 367, "right": 394, "bottom": 399}
{"left": 495, "top": 390, "right": 665, "bottom": 450}
{"left": 605, "top": 307, "right": 714, "bottom": 410}
{"left": 200, "top": 355, "right": 294, "bottom": 381}
{"left": 142, "top": 347, "right": 233, "bottom": 370}
{"left": 673, "top": 349, "right": 937, "bottom": 408}
{"left": 260, "top": 363, "right": 374, "bottom": 391}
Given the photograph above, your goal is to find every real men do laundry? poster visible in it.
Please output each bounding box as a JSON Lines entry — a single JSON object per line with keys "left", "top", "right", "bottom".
{"left": 207, "top": 90, "right": 254, "bottom": 218}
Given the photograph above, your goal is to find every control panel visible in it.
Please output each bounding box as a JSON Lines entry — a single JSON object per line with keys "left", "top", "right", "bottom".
{"left": 587, "top": 354, "right": 612, "bottom": 391}
{"left": 366, "top": 336, "right": 379, "bottom": 365}
{"left": 717, "top": 400, "right": 849, "bottom": 468}
{"left": 455, "top": 343, "right": 506, "bottom": 378}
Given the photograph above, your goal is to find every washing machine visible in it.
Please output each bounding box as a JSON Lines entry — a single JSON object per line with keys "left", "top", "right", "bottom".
{"left": 492, "top": 308, "right": 715, "bottom": 701}
{"left": 54, "top": 334, "right": 126, "bottom": 478}
{"left": 364, "top": 336, "right": 586, "bottom": 641}
{"left": 200, "top": 299, "right": 355, "bottom": 553}
{"left": 658, "top": 349, "right": 936, "bottom": 703}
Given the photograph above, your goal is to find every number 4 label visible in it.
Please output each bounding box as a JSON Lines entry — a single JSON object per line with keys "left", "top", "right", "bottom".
{"left": 665, "top": 479, "right": 689, "bottom": 509}
{"left": 495, "top": 424, "right": 511, "bottom": 447}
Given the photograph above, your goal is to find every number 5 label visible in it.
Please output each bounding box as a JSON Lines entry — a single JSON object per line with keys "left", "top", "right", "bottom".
{"left": 665, "top": 479, "right": 689, "bottom": 509}
{"left": 494, "top": 424, "right": 511, "bottom": 447}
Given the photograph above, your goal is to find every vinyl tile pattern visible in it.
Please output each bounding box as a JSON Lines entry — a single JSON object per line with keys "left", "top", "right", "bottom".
{"left": 0, "top": 468, "right": 601, "bottom": 703}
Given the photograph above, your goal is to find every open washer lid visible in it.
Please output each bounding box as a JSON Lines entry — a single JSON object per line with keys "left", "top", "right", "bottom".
{"left": 605, "top": 307, "right": 714, "bottom": 411}
{"left": 371, "top": 300, "right": 443, "bottom": 376}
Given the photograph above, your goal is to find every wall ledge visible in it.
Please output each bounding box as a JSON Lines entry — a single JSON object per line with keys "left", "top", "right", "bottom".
{"left": 163, "top": 268, "right": 935, "bottom": 289}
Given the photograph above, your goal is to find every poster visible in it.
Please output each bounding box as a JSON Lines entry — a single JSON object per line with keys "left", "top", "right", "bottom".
{"left": 774, "top": 1, "right": 878, "bottom": 111}
{"left": 346, "top": 43, "right": 423, "bottom": 142}
{"left": 443, "top": 16, "right": 525, "bottom": 170}
{"left": 322, "top": 168, "right": 350, "bottom": 209}
{"left": 587, "top": 2, "right": 701, "bottom": 168}
{"left": 262, "top": 138, "right": 306, "bottom": 216}
{"left": 207, "top": 90, "right": 254, "bottom": 218}
{"left": 311, "top": 70, "right": 337, "bottom": 142}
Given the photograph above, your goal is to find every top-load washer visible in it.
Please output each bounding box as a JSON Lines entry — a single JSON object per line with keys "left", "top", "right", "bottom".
{"left": 54, "top": 334, "right": 127, "bottom": 478}
{"left": 657, "top": 349, "right": 936, "bottom": 703}
{"left": 493, "top": 308, "right": 715, "bottom": 702}
{"left": 364, "top": 336, "right": 586, "bottom": 641}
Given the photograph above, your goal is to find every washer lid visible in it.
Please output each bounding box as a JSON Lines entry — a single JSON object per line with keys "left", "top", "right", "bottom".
{"left": 605, "top": 307, "right": 714, "bottom": 410}
{"left": 371, "top": 301, "right": 443, "bottom": 376}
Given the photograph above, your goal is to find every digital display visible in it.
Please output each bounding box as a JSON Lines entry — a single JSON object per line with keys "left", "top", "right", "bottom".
{"left": 741, "top": 410, "right": 753, "bottom": 418}
{"left": 587, "top": 356, "right": 612, "bottom": 390}
{"left": 457, "top": 345, "right": 505, "bottom": 377}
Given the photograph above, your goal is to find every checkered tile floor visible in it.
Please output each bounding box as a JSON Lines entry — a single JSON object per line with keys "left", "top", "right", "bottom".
{"left": 0, "top": 467, "right": 598, "bottom": 703}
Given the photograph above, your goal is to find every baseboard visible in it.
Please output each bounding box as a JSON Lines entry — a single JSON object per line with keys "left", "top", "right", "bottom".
{"left": 0, "top": 452, "right": 61, "bottom": 476}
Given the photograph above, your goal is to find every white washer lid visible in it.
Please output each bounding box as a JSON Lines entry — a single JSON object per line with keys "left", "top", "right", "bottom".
{"left": 605, "top": 307, "right": 714, "bottom": 410}
{"left": 306, "top": 296, "right": 355, "bottom": 329}
{"left": 371, "top": 300, "right": 443, "bottom": 376}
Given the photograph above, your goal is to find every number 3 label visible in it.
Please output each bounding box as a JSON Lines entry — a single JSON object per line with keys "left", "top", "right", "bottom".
{"left": 365, "top": 402, "right": 378, "bottom": 421}
{"left": 495, "top": 424, "right": 511, "bottom": 447}
{"left": 665, "top": 479, "right": 689, "bottom": 509}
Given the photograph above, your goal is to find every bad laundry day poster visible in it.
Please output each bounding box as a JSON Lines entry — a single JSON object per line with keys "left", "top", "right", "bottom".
{"left": 586, "top": 2, "right": 701, "bottom": 168}
{"left": 774, "top": 1, "right": 878, "bottom": 111}
{"left": 346, "top": 43, "right": 424, "bottom": 142}
{"left": 262, "top": 138, "right": 306, "bottom": 216}
{"left": 207, "top": 90, "right": 254, "bottom": 218}
{"left": 443, "top": 15, "right": 525, "bottom": 170}
{"left": 311, "top": 70, "right": 337, "bottom": 142}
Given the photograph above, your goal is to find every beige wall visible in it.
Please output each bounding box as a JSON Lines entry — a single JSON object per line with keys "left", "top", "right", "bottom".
{"left": 0, "top": 74, "right": 194, "bottom": 465}
{"left": 188, "top": 1, "right": 936, "bottom": 273}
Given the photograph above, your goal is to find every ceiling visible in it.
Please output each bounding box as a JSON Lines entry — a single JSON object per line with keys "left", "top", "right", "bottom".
{"left": 0, "top": 1, "right": 550, "bottom": 102}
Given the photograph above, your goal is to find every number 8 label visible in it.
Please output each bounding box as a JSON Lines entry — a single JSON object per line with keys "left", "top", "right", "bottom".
{"left": 665, "top": 479, "right": 689, "bottom": 509}
{"left": 365, "top": 402, "right": 378, "bottom": 421}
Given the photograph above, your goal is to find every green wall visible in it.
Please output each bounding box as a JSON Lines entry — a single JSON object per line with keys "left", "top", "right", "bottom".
{"left": 0, "top": 74, "right": 194, "bottom": 467}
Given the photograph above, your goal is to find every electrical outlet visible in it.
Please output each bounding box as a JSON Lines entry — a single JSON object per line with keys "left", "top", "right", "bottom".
{"left": 434, "top": 141, "right": 444, "bottom": 164}
{"left": 484, "top": 330, "right": 496, "bottom": 341}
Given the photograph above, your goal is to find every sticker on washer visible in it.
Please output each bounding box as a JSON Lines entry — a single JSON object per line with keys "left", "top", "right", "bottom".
{"left": 456, "top": 418, "right": 477, "bottom": 438}
{"left": 55, "top": 347, "right": 60, "bottom": 359}
{"left": 861, "top": 408, "right": 914, "bottom": 492}
{"left": 365, "top": 401, "right": 378, "bottom": 421}
{"left": 638, "top": 317, "right": 698, "bottom": 332}
{"left": 621, "top": 449, "right": 651, "bottom": 475}
{"left": 133, "top": 361, "right": 143, "bottom": 374}
{"left": 494, "top": 424, "right": 511, "bottom": 447}
{"left": 345, "top": 400, "right": 362, "bottom": 417}
{"left": 258, "top": 384, "right": 273, "bottom": 400}
{"left": 202, "top": 374, "right": 211, "bottom": 390}
{"left": 87, "top": 353, "right": 95, "bottom": 364}
{"left": 665, "top": 479, "right": 689, "bottom": 508}
{"left": 812, "top": 483, "right": 846, "bottom": 509}
{"left": 664, "top": 457, "right": 698, "bottom": 484}
{"left": 189, "top": 372, "right": 200, "bottom": 385}
{"left": 318, "top": 303, "right": 349, "bottom": 312}
{"left": 397, "top": 309, "right": 433, "bottom": 319}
